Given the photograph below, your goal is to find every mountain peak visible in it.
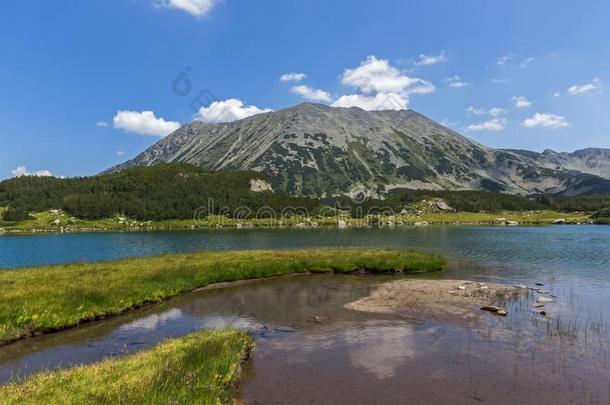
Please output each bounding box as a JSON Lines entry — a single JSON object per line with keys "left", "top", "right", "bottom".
{"left": 107, "top": 103, "right": 610, "bottom": 197}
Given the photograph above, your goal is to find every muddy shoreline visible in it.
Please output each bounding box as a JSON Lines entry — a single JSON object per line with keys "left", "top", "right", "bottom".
{"left": 345, "top": 278, "right": 522, "bottom": 322}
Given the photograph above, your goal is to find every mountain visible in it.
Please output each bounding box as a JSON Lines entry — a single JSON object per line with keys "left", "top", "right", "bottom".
{"left": 108, "top": 103, "right": 610, "bottom": 197}
{"left": 508, "top": 148, "right": 610, "bottom": 180}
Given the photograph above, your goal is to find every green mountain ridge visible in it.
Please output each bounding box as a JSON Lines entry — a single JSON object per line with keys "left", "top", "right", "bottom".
{"left": 107, "top": 103, "right": 610, "bottom": 198}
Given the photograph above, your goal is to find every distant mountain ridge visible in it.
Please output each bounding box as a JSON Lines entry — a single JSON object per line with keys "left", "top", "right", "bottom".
{"left": 108, "top": 103, "right": 610, "bottom": 197}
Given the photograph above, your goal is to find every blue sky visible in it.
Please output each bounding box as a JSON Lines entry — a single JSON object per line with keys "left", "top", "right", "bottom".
{"left": 1, "top": 0, "right": 609, "bottom": 179}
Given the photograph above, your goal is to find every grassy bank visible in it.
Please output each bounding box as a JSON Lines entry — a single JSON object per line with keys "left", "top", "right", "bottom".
{"left": 0, "top": 249, "right": 445, "bottom": 344}
{"left": 0, "top": 209, "right": 591, "bottom": 234}
{"left": 0, "top": 328, "right": 253, "bottom": 404}
{"left": 416, "top": 210, "right": 589, "bottom": 225}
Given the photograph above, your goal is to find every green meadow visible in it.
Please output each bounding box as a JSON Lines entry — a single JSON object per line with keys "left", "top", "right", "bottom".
{"left": 0, "top": 248, "right": 445, "bottom": 343}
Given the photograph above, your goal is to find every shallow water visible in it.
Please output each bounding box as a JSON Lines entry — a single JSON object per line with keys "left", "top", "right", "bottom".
{"left": 1, "top": 226, "right": 610, "bottom": 403}
{"left": 0, "top": 269, "right": 608, "bottom": 403}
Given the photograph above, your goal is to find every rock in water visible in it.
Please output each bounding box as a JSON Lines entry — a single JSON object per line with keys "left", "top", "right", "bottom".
{"left": 481, "top": 305, "right": 508, "bottom": 316}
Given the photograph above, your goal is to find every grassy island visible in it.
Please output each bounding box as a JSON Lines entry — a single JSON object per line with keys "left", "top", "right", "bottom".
{"left": 0, "top": 329, "right": 254, "bottom": 404}
{"left": 0, "top": 248, "right": 445, "bottom": 344}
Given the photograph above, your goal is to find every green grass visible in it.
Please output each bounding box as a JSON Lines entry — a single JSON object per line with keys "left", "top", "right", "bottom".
{"left": 0, "top": 328, "right": 254, "bottom": 404}
{"left": 0, "top": 248, "right": 445, "bottom": 343}
{"left": 415, "top": 210, "right": 589, "bottom": 225}
{"left": 0, "top": 208, "right": 592, "bottom": 233}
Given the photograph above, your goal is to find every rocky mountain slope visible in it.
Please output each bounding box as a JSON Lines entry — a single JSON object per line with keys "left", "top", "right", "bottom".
{"left": 108, "top": 103, "right": 610, "bottom": 197}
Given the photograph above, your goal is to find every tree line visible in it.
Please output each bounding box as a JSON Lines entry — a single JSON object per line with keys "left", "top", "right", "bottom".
{"left": 0, "top": 164, "right": 317, "bottom": 221}
{"left": 1, "top": 163, "right": 609, "bottom": 222}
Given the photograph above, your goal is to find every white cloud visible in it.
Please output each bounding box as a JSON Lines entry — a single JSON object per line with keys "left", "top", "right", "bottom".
{"left": 552, "top": 91, "right": 561, "bottom": 97}
{"left": 333, "top": 56, "right": 434, "bottom": 110}
{"left": 113, "top": 110, "right": 180, "bottom": 137}
{"left": 290, "top": 85, "right": 332, "bottom": 102}
{"left": 195, "top": 98, "right": 272, "bottom": 123}
{"left": 567, "top": 78, "right": 602, "bottom": 95}
{"left": 280, "top": 72, "right": 307, "bottom": 82}
{"left": 96, "top": 121, "right": 108, "bottom": 127}
{"left": 332, "top": 93, "right": 408, "bottom": 111}
{"left": 489, "top": 107, "right": 506, "bottom": 117}
{"left": 491, "top": 78, "right": 508, "bottom": 84}
{"left": 11, "top": 166, "right": 53, "bottom": 178}
{"left": 415, "top": 51, "right": 447, "bottom": 66}
{"left": 511, "top": 96, "right": 531, "bottom": 108}
{"left": 495, "top": 54, "right": 512, "bottom": 66}
{"left": 466, "top": 118, "right": 506, "bottom": 132}
{"left": 446, "top": 75, "right": 468, "bottom": 88}
{"left": 154, "top": 0, "right": 217, "bottom": 17}
{"left": 117, "top": 150, "right": 126, "bottom": 157}
{"left": 340, "top": 55, "right": 434, "bottom": 95}
{"left": 467, "top": 106, "right": 486, "bottom": 115}
{"left": 521, "top": 113, "right": 570, "bottom": 129}
{"left": 448, "top": 81, "right": 468, "bottom": 88}
{"left": 467, "top": 106, "right": 506, "bottom": 117}
{"left": 519, "top": 57, "right": 535, "bottom": 68}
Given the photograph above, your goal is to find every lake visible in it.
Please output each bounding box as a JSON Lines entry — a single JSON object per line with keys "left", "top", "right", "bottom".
{"left": 1, "top": 226, "right": 609, "bottom": 404}
{"left": 1, "top": 226, "right": 609, "bottom": 275}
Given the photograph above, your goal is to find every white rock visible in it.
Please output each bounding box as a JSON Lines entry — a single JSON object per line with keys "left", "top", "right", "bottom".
{"left": 250, "top": 179, "right": 273, "bottom": 192}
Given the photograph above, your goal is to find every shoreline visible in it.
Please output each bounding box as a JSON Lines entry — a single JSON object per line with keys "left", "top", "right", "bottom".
{"left": 0, "top": 248, "right": 445, "bottom": 346}
{"left": 0, "top": 216, "right": 597, "bottom": 236}
{"left": 0, "top": 329, "right": 254, "bottom": 403}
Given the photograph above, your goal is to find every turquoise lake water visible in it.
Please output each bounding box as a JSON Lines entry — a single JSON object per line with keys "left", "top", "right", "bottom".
{"left": 1, "top": 226, "right": 609, "bottom": 287}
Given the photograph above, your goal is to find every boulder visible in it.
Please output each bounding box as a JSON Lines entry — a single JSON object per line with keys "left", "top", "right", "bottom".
{"left": 481, "top": 305, "right": 508, "bottom": 316}
{"left": 250, "top": 178, "right": 274, "bottom": 192}
{"left": 552, "top": 218, "right": 566, "bottom": 225}
{"left": 434, "top": 200, "right": 456, "bottom": 213}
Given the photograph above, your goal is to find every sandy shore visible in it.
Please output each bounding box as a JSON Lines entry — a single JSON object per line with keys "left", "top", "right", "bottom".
{"left": 345, "top": 279, "right": 521, "bottom": 322}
